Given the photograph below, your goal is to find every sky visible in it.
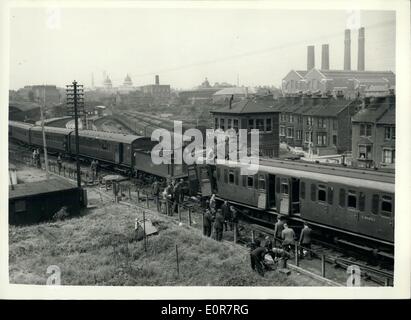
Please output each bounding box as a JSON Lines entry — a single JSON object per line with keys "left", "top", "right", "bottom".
{"left": 9, "top": 7, "right": 396, "bottom": 90}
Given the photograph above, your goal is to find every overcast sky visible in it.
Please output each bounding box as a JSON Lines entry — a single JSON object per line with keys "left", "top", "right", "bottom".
{"left": 9, "top": 8, "right": 395, "bottom": 90}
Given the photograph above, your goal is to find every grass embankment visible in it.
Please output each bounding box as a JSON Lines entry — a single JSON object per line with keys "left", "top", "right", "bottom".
{"left": 9, "top": 195, "right": 317, "bottom": 286}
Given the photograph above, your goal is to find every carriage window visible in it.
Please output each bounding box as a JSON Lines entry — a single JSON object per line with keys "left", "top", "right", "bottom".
{"left": 327, "top": 187, "right": 334, "bottom": 205}
{"left": 359, "top": 192, "right": 366, "bottom": 212}
{"left": 311, "top": 184, "right": 316, "bottom": 201}
{"left": 381, "top": 196, "right": 393, "bottom": 217}
{"left": 348, "top": 190, "right": 357, "bottom": 209}
{"left": 339, "top": 189, "right": 346, "bottom": 207}
{"left": 300, "top": 181, "right": 306, "bottom": 199}
{"left": 242, "top": 175, "right": 247, "bottom": 187}
{"left": 228, "top": 170, "right": 235, "bottom": 184}
{"left": 14, "top": 200, "right": 26, "bottom": 213}
{"left": 234, "top": 170, "right": 239, "bottom": 185}
{"left": 217, "top": 167, "right": 221, "bottom": 180}
{"left": 247, "top": 175, "right": 254, "bottom": 188}
{"left": 281, "top": 181, "right": 289, "bottom": 194}
{"left": 259, "top": 175, "right": 266, "bottom": 190}
{"left": 318, "top": 185, "right": 326, "bottom": 202}
{"left": 371, "top": 194, "right": 379, "bottom": 215}
{"left": 224, "top": 169, "right": 228, "bottom": 183}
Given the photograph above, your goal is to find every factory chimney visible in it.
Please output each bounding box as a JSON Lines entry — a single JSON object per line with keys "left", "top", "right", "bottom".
{"left": 155, "top": 75, "right": 160, "bottom": 85}
{"left": 307, "top": 45, "right": 315, "bottom": 70}
{"left": 321, "top": 44, "right": 330, "bottom": 70}
{"left": 344, "top": 29, "right": 351, "bottom": 70}
{"left": 357, "top": 27, "right": 365, "bottom": 71}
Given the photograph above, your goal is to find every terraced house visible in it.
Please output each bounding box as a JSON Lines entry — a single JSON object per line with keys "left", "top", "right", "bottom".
{"left": 351, "top": 94, "right": 395, "bottom": 169}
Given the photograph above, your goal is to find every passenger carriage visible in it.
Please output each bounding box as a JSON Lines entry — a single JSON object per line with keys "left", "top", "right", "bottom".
{"left": 194, "top": 158, "right": 395, "bottom": 244}
{"left": 9, "top": 121, "right": 33, "bottom": 145}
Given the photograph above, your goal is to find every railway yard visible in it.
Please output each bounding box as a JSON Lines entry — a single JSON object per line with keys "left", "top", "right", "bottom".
{"left": 8, "top": 128, "right": 394, "bottom": 286}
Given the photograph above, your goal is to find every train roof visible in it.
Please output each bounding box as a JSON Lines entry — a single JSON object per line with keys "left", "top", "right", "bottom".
{"left": 30, "top": 126, "right": 73, "bottom": 134}
{"left": 198, "top": 157, "right": 394, "bottom": 193}
{"left": 77, "top": 130, "right": 149, "bottom": 144}
{"left": 9, "top": 121, "right": 34, "bottom": 129}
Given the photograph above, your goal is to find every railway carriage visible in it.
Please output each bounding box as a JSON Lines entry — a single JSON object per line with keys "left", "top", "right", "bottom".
{"left": 30, "top": 126, "right": 72, "bottom": 153}
{"left": 194, "top": 158, "right": 395, "bottom": 244}
{"left": 9, "top": 121, "right": 33, "bottom": 145}
{"left": 68, "top": 130, "right": 154, "bottom": 168}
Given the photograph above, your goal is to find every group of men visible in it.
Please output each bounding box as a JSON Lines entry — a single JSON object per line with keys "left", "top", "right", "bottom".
{"left": 249, "top": 218, "right": 313, "bottom": 277}
{"left": 203, "top": 196, "right": 239, "bottom": 242}
{"left": 151, "top": 178, "right": 186, "bottom": 215}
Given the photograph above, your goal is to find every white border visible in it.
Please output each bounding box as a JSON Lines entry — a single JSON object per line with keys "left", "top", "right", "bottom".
{"left": 1, "top": 0, "right": 410, "bottom": 299}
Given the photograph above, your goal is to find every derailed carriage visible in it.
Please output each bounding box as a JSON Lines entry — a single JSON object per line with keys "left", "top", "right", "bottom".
{"left": 192, "top": 158, "right": 394, "bottom": 252}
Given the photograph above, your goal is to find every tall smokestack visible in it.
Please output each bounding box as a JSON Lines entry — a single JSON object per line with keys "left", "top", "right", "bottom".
{"left": 155, "top": 75, "right": 159, "bottom": 85}
{"left": 357, "top": 27, "right": 365, "bottom": 71}
{"left": 321, "top": 44, "right": 330, "bottom": 70}
{"left": 344, "top": 29, "right": 351, "bottom": 70}
{"left": 307, "top": 45, "right": 315, "bottom": 70}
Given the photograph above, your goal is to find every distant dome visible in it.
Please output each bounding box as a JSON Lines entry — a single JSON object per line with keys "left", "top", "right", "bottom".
{"left": 123, "top": 74, "right": 133, "bottom": 87}
{"left": 103, "top": 76, "right": 112, "bottom": 88}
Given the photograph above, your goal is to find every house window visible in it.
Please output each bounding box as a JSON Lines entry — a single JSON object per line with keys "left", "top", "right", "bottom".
{"left": 228, "top": 169, "right": 235, "bottom": 184}
{"left": 233, "top": 119, "right": 239, "bottom": 132}
{"left": 220, "top": 119, "right": 225, "bottom": 130}
{"left": 318, "top": 185, "right": 327, "bottom": 202}
{"left": 381, "top": 195, "right": 393, "bottom": 217}
{"left": 266, "top": 119, "right": 272, "bottom": 132}
{"left": 227, "top": 119, "right": 232, "bottom": 129}
{"left": 305, "top": 131, "right": 313, "bottom": 142}
{"left": 296, "top": 130, "right": 302, "bottom": 140}
{"left": 248, "top": 119, "right": 254, "bottom": 130}
{"left": 347, "top": 190, "right": 357, "bottom": 209}
{"left": 306, "top": 117, "right": 313, "bottom": 126}
{"left": 332, "top": 135, "right": 337, "bottom": 146}
{"left": 333, "top": 119, "right": 337, "bottom": 130}
{"left": 360, "top": 123, "right": 372, "bottom": 137}
{"left": 298, "top": 116, "right": 303, "bottom": 124}
{"left": 214, "top": 118, "right": 219, "bottom": 129}
{"left": 280, "top": 126, "right": 286, "bottom": 136}
{"left": 317, "top": 132, "right": 327, "bottom": 146}
{"left": 382, "top": 148, "right": 395, "bottom": 164}
{"left": 317, "top": 118, "right": 327, "bottom": 129}
{"left": 384, "top": 127, "right": 395, "bottom": 140}
{"left": 256, "top": 119, "right": 265, "bottom": 132}
{"left": 358, "top": 144, "right": 372, "bottom": 160}
{"left": 289, "top": 115, "right": 294, "bottom": 123}
{"left": 287, "top": 127, "right": 294, "bottom": 138}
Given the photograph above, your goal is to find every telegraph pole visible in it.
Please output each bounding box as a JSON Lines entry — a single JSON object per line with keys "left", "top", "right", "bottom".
{"left": 40, "top": 85, "right": 49, "bottom": 179}
{"left": 66, "top": 81, "right": 84, "bottom": 188}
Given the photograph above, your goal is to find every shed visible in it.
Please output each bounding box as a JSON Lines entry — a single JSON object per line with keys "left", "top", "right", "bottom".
{"left": 9, "top": 178, "right": 81, "bottom": 225}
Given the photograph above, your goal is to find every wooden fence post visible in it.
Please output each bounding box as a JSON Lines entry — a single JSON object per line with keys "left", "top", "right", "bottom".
{"left": 143, "top": 210, "right": 147, "bottom": 252}
{"left": 146, "top": 193, "right": 149, "bottom": 208}
{"left": 295, "top": 243, "right": 299, "bottom": 267}
{"left": 188, "top": 207, "right": 192, "bottom": 226}
{"left": 178, "top": 204, "right": 181, "bottom": 221}
{"left": 137, "top": 189, "right": 140, "bottom": 203}
{"left": 175, "top": 244, "right": 179, "bottom": 277}
{"left": 233, "top": 223, "right": 237, "bottom": 244}
{"left": 321, "top": 255, "right": 326, "bottom": 278}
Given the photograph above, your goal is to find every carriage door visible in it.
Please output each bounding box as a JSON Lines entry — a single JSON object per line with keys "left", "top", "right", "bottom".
{"left": 291, "top": 178, "right": 300, "bottom": 214}
{"left": 277, "top": 177, "right": 291, "bottom": 215}
{"left": 199, "top": 166, "right": 212, "bottom": 197}
{"left": 268, "top": 175, "right": 276, "bottom": 209}
{"left": 115, "top": 143, "right": 122, "bottom": 164}
{"left": 187, "top": 165, "right": 199, "bottom": 196}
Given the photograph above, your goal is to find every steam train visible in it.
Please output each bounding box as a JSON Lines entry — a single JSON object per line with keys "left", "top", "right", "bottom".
{"left": 9, "top": 120, "right": 187, "bottom": 179}
{"left": 191, "top": 157, "right": 395, "bottom": 253}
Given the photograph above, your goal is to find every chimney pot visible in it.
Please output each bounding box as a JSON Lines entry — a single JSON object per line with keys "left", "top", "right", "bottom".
{"left": 155, "top": 75, "right": 160, "bottom": 85}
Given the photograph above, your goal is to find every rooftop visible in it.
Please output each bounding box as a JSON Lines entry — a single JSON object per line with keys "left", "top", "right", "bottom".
{"left": 9, "top": 178, "right": 78, "bottom": 200}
